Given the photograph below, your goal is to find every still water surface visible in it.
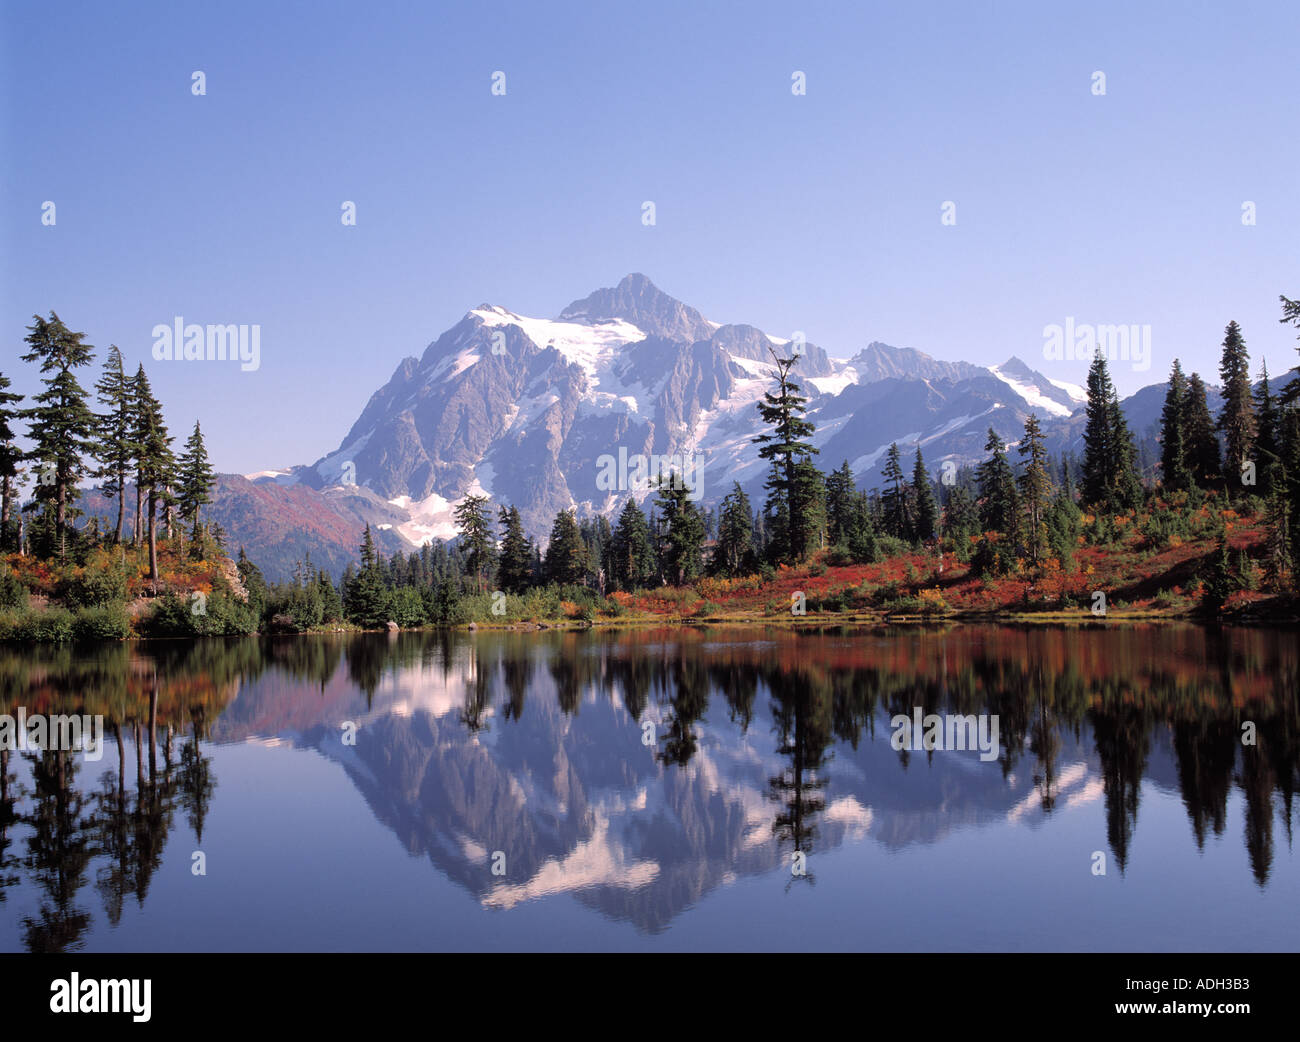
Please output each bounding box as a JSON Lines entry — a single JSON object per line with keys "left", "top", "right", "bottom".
{"left": 1, "top": 624, "right": 1296, "bottom": 951}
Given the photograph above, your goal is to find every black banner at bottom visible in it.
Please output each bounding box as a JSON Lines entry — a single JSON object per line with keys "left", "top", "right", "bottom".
{"left": 0, "top": 952, "right": 1288, "bottom": 1027}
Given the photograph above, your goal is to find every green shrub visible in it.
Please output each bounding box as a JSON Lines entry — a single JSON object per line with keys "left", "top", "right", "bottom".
{"left": 265, "top": 585, "right": 325, "bottom": 631}
{"left": 387, "top": 586, "right": 426, "bottom": 627}
{"left": 825, "top": 544, "right": 854, "bottom": 567}
{"left": 73, "top": 603, "right": 131, "bottom": 640}
{"left": 60, "top": 559, "right": 128, "bottom": 609}
{"left": 876, "top": 536, "right": 910, "bottom": 560}
{"left": 0, "top": 566, "right": 28, "bottom": 611}
{"left": 142, "top": 591, "right": 257, "bottom": 637}
{"left": 0, "top": 605, "right": 76, "bottom": 642}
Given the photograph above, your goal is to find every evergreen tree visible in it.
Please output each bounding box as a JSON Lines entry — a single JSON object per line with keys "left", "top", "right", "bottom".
{"left": 976, "top": 427, "right": 1018, "bottom": 537}
{"left": 453, "top": 494, "right": 495, "bottom": 593}
{"left": 1081, "top": 351, "right": 1141, "bottom": 512}
{"left": 714, "top": 483, "right": 756, "bottom": 577}
{"left": 0, "top": 372, "right": 23, "bottom": 552}
{"left": 1017, "top": 415, "right": 1053, "bottom": 565}
{"left": 1280, "top": 293, "right": 1300, "bottom": 406}
{"left": 846, "top": 490, "right": 879, "bottom": 563}
{"left": 752, "top": 351, "right": 817, "bottom": 562}
{"left": 544, "top": 509, "right": 588, "bottom": 586}
{"left": 824, "top": 460, "right": 857, "bottom": 547}
{"left": 610, "top": 497, "right": 654, "bottom": 590}
{"left": 317, "top": 568, "right": 343, "bottom": 623}
{"left": 588, "top": 514, "right": 613, "bottom": 592}
{"left": 236, "top": 547, "right": 268, "bottom": 618}
{"left": 790, "top": 459, "right": 827, "bottom": 556}
{"left": 1183, "top": 372, "right": 1221, "bottom": 489}
{"left": 911, "top": 448, "right": 939, "bottom": 542}
{"left": 880, "top": 443, "right": 909, "bottom": 539}
{"left": 1200, "top": 531, "right": 1233, "bottom": 616}
{"left": 19, "top": 312, "right": 97, "bottom": 561}
{"left": 1217, "top": 321, "right": 1256, "bottom": 496}
{"left": 344, "top": 524, "right": 389, "bottom": 626}
{"left": 1253, "top": 361, "right": 1279, "bottom": 496}
{"left": 129, "top": 367, "right": 174, "bottom": 583}
{"left": 942, "top": 483, "right": 980, "bottom": 557}
{"left": 653, "top": 471, "right": 706, "bottom": 586}
{"left": 93, "top": 345, "right": 135, "bottom": 544}
{"left": 1045, "top": 486, "right": 1083, "bottom": 569}
{"left": 176, "top": 421, "right": 215, "bottom": 546}
{"left": 496, "top": 505, "right": 533, "bottom": 593}
{"left": 1279, "top": 407, "right": 1300, "bottom": 582}
{"left": 1158, "top": 359, "right": 1193, "bottom": 492}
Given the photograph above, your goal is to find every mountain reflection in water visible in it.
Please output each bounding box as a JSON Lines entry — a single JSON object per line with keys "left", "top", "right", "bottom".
{"left": 1, "top": 624, "right": 1296, "bottom": 951}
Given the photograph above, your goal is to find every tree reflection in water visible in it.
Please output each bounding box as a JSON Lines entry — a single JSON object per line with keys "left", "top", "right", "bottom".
{"left": 0, "top": 624, "right": 1295, "bottom": 948}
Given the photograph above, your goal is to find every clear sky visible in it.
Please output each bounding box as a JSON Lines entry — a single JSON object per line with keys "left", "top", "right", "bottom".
{"left": 3, "top": 0, "right": 1297, "bottom": 474}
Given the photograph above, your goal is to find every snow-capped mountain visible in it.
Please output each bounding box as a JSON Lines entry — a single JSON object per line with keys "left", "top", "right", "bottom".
{"left": 224, "top": 274, "right": 1119, "bottom": 575}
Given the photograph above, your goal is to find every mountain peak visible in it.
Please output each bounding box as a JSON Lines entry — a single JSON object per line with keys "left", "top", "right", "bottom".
{"left": 999, "top": 355, "right": 1038, "bottom": 380}
{"left": 849, "top": 342, "right": 985, "bottom": 384}
{"left": 558, "top": 274, "right": 715, "bottom": 342}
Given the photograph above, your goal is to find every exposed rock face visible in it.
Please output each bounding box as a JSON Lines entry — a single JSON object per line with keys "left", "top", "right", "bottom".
{"left": 176, "top": 273, "right": 1188, "bottom": 577}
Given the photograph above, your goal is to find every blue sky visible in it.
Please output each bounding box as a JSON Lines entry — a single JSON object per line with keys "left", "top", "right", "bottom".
{"left": 3, "top": 0, "right": 1297, "bottom": 473}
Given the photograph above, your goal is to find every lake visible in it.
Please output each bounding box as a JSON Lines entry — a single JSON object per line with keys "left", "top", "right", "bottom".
{"left": 1, "top": 624, "right": 1296, "bottom": 952}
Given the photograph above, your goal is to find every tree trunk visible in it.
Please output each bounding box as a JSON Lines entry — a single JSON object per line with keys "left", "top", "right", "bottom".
{"left": 0, "top": 475, "right": 11, "bottom": 554}
{"left": 148, "top": 683, "right": 158, "bottom": 783}
{"left": 114, "top": 468, "right": 125, "bottom": 544}
{"left": 57, "top": 474, "right": 67, "bottom": 561}
{"left": 134, "top": 720, "right": 144, "bottom": 791}
{"left": 115, "top": 723, "right": 125, "bottom": 806}
{"left": 148, "top": 488, "right": 158, "bottom": 585}
{"left": 133, "top": 475, "right": 143, "bottom": 548}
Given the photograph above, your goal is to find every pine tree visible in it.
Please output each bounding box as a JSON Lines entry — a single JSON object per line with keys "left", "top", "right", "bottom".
{"left": 1217, "top": 320, "right": 1256, "bottom": 495}
{"left": 752, "top": 350, "right": 818, "bottom": 562}
{"left": 976, "top": 427, "right": 1018, "bottom": 537}
{"left": 824, "top": 460, "right": 857, "bottom": 547}
{"left": 610, "top": 497, "right": 654, "bottom": 590}
{"left": 589, "top": 514, "right": 613, "bottom": 592}
{"left": 177, "top": 421, "right": 215, "bottom": 547}
{"left": 1253, "top": 362, "right": 1279, "bottom": 497}
{"left": 317, "top": 568, "right": 343, "bottom": 623}
{"left": 1183, "top": 372, "right": 1221, "bottom": 489}
{"left": 1081, "top": 351, "right": 1141, "bottom": 512}
{"left": 544, "top": 509, "right": 588, "bottom": 586}
{"left": 1108, "top": 386, "right": 1144, "bottom": 511}
{"left": 19, "top": 312, "right": 97, "bottom": 561}
{"left": 943, "top": 483, "right": 980, "bottom": 557}
{"left": 1017, "top": 415, "right": 1053, "bottom": 565}
{"left": 791, "top": 459, "right": 826, "bottom": 556}
{"left": 846, "top": 490, "right": 879, "bottom": 563}
{"left": 1280, "top": 294, "right": 1300, "bottom": 406}
{"left": 911, "top": 448, "right": 939, "bottom": 542}
{"left": 714, "top": 483, "right": 756, "bottom": 577}
{"left": 1200, "top": 531, "right": 1233, "bottom": 616}
{"left": 130, "top": 366, "right": 175, "bottom": 584}
{"left": 653, "top": 470, "right": 706, "bottom": 586}
{"left": 344, "top": 524, "right": 389, "bottom": 626}
{"left": 1280, "top": 407, "right": 1300, "bottom": 583}
{"left": 0, "top": 372, "right": 24, "bottom": 553}
{"left": 1158, "top": 359, "right": 1193, "bottom": 493}
{"left": 881, "top": 443, "right": 908, "bottom": 539}
{"left": 496, "top": 505, "right": 533, "bottom": 593}
{"left": 236, "top": 546, "right": 268, "bottom": 617}
{"left": 93, "top": 345, "right": 135, "bottom": 545}
{"left": 453, "top": 494, "right": 495, "bottom": 593}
